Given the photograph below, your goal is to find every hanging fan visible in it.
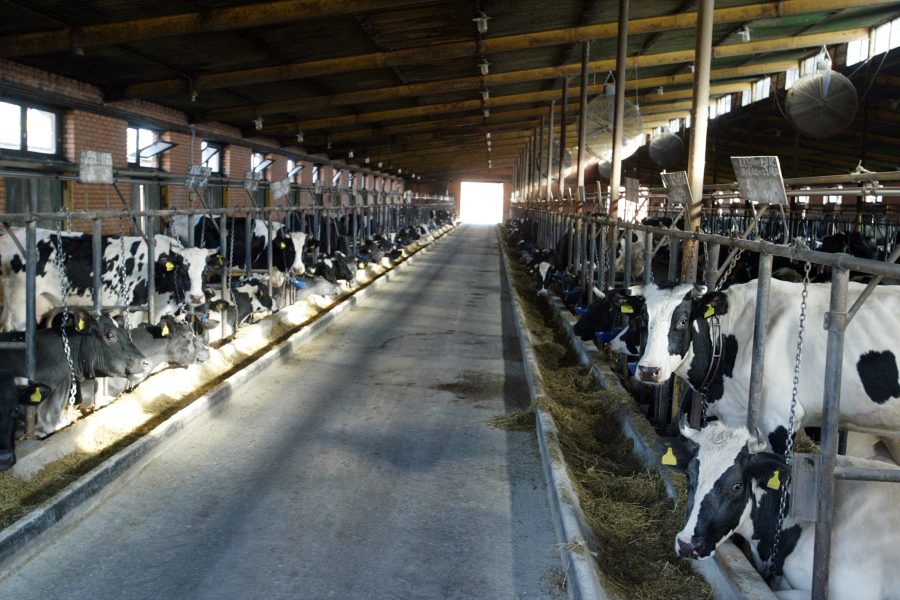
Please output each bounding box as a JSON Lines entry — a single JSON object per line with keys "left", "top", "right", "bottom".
{"left": 598, "top": 161, "right": 612, "bottom": 180}
{"left": 649, "top": 132, "right": 685, "bottom": 169}
{"left": 584, "top": 84, "right": 644, "bottom": 163}
{"left": 785, "top": 57, "right": 858, "bottom": 139}
{"left": 538, "top": 141, "right": 573, "bottom": 176}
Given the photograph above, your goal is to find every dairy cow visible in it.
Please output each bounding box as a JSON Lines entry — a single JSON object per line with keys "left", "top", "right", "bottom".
{"left": 620, "top": 281, "right": 900, "bottom": 457}
{"left": 171, "top": 215, "right": 308, "bottom": 274}
{"left": 0, "top": 228, "right": 214, "bottom": 331}
{"left": 664, "top": 420, "right": 900, "bottom": 599}
{"left": 0, "top": 372, "right": 50, "bottom": 470}
{"left": 0, "top": 310, "right": 149, "bottom": 438}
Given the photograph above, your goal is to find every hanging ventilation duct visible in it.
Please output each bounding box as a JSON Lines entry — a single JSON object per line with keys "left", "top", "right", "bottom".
{"left": 785, "top": 68, "right": 858, "bottom": 139}
{"left": 648, "top": 132, "right": 686, "bottom": 169}
{"left": 598, "top": 160, "right": 612, "bottom": 180}
{"left": 538, "top": 141, "right": 573, "bottom": 176}
{"left": 584, "top": 84, "right": 644, "bottom": 163}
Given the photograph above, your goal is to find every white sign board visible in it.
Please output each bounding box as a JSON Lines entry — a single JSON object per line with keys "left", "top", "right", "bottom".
{"left": 660, "top": 171, "right": 693, "bottom": 206}
{"left": 185, "top": 164, "right": 212, "bottom": 190}
{"left": 271, "top": 178, "right": 291, "bottom": 201}
{"left": 731, "top": 156, "right": 788, "bottom": 205}
{"left": 79, "top": 151, "right": 114, "bottom": 184}
{"left": 244, "top": 170, "right": 260, "bottom": 192}
{"left": 624, "top": 177, "right": 640, "bottom": 203}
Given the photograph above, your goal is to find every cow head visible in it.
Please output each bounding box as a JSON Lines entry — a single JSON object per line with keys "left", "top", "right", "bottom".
{"left": 285, "top": 231, "right": 308, "bottom": 274}
{"left": 73, "top": 312, "right": 151, "bottom": 378}
{"left": 629, "top": 284, "right": 728, "bottom": 384}
{"left": 150, "top": 316, "right": 208, "bottom": 367}
{"left": 268, "top": 229, "right": 299, "bottom": 273}
{"left": 168, "top": 246, "right": 218, "bottom": 305}
{"left": 0, "top": 373, "right": 50, "bottom": 470}
{"left": 574, "top": 288, "right": 645, "bottom": 342}
{"left": 664, "top": 420, "right": 786, "bottom": 560}
{"left": 532, "top": 261, "right": 555, "bottom": 297}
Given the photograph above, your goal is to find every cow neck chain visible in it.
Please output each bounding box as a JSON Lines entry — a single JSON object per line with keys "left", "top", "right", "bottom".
{"left": 697, "top": 314, "right": 722, "bottom": 423}
{"left": 716, "top": 244, "right": 744, "bottom": 291}
{"left": 225, "top": 218, "right": 235, "bottom": 293}
{"left": 53, "top": 211, "right": 78, "bottom": 409}
{"left": 115, "top": 218, "right": 129, "bottom": 328}
{"left": 769, "top": 259, "right": 811, "bottom": 580}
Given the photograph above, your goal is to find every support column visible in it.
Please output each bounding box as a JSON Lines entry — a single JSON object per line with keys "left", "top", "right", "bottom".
{"left": 680, "top": 0, "right": 715, "bottom": 283}
{"left": 558, "top": 77, "right": 570, "bottom": 200}
{"left": 608, "top": 0, "right": 629, "bottom": 283}
{"left": 546, "top": 100, "right": 555, "bottom": 200}
{"left": 576, "top": 41, "right": 591, "bottom": 209}
{"left": 538, "top": 115, "right": 546, "bottom": 200}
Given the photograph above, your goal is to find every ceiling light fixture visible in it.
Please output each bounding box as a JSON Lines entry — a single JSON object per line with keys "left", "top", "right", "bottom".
{"left": 190, "top": 91, "right": 199, "bottom": 103}
{"left": 365, "top": 155, "right": 370, "bottom": 164}
{"left": 481, "top": 90, "right": 490, "bottom": 101}
{"left": 739, "top": 25, "right": 751, "bottom": 42}
{"left": 253, "top": 115, "right": 264, "bottom": 130}
{"left": 296, "top": 131, "right": 304, "bottom": 143}
{"left": 327, "top": 141, "right": 332, "bottom": 150}
{"left": 479, "top": 59, "right": 490, "bottom": 76}
{"left": 656, "top": 86, "right": 664, "bottom": 95}
{"left": 348, "top": 149, "right": 354, "bottom": 158}
{"left": 473, "top": 12, "right": 490, "bottom": 34}
{"left": 483, "top": 108, "right": 490, "bottom": 118}
{"left": 378, "top": 161, "right": 383, "bottom": 168}
{"left": 485, "top": 132, "right": 491, "bottom": 139}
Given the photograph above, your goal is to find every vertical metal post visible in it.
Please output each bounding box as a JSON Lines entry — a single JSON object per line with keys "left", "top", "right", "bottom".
{"left": 668, "top": 235, "right": 680, "bottom": 283}
{"left": 812, "top": 267, "right": 850, "bottom": 599}
{"left": 567, "top": 216, "right": 576, "bottom": 275}
{"left": 25, "top": 217, "right": 37, "bottom": 380}
{"left": 147, "top": 233, "right": 156, "bottom": 324}
{"left": 546, "top": 100, "right": 555, "bottom": 199}
{"left": 681, "top": 0, "right": 714, "bottom": 283}
{"left": 588, "top": 219, "right": 597, "bottom": 302}
{"left": 607, "top": 223, "right": 618, "bottom": 289}
{"left": 538, "top": 115, "right": 546, "bottom": 199}
{"left": 92, "top": 218, "right": 103, "bottom": 314}
{"left": 643, "top": 229, "right": 653, "bottom": 286}
{"left": 266, "top": 212, "right": 274, "bottom": 298}
{"left": 746, "top": 252, "right": 772, "bottom": 435}
{"left": 244, "top": 213, "right": 253, "bottom": 276}
{"left": 704, "top": 242, "right": 720, "bottom": 289}
{"left": 558, "top": 77, "right": 569, "bottom": 199}
{"left": 624, "top": 224, "right": 633, "bottom": 288}
{"left": 576, "top": 42, "right": 590, "bottom": 204}
{"left": 220, "top": 213, "right": 230, "bottom": 303}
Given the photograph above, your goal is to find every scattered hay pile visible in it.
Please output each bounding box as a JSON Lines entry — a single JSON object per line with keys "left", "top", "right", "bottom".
{"left": 501, "top": 232, "right": 712, "bottom": 600}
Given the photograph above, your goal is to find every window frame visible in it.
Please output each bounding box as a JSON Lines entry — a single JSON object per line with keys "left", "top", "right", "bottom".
{"left": 127, "top": 125, "right": 161, "bottom": 169}
{"left": 201, "top": 140, "right": 223, "bottom": 175}
{"left": 0, "top": 98, "right": 61, "bottom": 158}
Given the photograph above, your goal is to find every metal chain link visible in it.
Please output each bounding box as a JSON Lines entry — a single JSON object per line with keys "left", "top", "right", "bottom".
{"left": 716, "top": 241, "right": 744, "bottom": 291}
{"left": 769, "top": 259, "right": 811, "bottom": 579}
{"left": 53, "top": 209, "right": 78, "bottom": 410}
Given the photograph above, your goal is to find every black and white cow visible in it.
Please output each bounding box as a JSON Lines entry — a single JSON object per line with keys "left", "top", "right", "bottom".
{"left": 0, "top": 228, "right": 214, "bottom": 331}
{"left": 0, "top": 371, "right": 50, "bottom": 470}
{"left": 573, "top": 290, "right": 645, "bottom": 350}
{"left": 664, "top": 420, "right": 900, "bottom": 599}
{"left": 96, "top": 316, "right": 210, "bottom": 400}
{"left": 614, "top": 230, "right": 645, "bottom": 281}
{"left": 0, "top": 310, "right": 149, "bottom": 438}
{"left": 171, "top": 215, "right": 307, "bottom": 274}
{"left": 621, "top": 281, "right": 900, "bottom": 457}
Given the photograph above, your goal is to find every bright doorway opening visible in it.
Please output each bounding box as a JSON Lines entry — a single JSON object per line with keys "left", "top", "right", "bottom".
{"left": 460, "top": 181, "right": 503, "bottom": 224}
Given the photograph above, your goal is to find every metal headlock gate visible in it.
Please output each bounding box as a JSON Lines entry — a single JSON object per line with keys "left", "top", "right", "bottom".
{"left": 0, "top": 165, "right": 453, "bottom": 386}
{"left": 510, "top": 198, "right": 900, "bottom": 598}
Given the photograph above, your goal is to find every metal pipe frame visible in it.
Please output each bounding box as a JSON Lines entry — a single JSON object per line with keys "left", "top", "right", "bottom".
{"left": 745, "top": 252, "right": 773, "bottom": 436}
{"left": 575, "top": 41, "right": 590, "bottom": 202}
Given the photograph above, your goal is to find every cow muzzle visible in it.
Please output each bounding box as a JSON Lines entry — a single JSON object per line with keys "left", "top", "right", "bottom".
{"left": 0, "top": 451, "right": 16, "bottom": 471}
{"left": 676, "top": 536, "right": 710, "bottom": 560}
{"left": 189, "top": 293, "right": 205, "bottom": 305}
{"left": 637, "top": 365, "right": 663, "bottom": 383}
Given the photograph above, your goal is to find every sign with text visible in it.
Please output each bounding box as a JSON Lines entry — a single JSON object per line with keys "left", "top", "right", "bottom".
{"left": 624, "top": 177, "right": 640, "bottom": 203}
{"left": 731, "top": 155, "right": 788, "bottom": 205}
{"left": 271, "top": 178, "right": 291, "bottom": 201}
{"left": 79, "top": 151, "right": 114, "bottom": 184}
{"left": 185, "top": 164, "right": 212, "bottom": 190}
{"left": 660, "top": 171, "right": 692, "bottom": 206}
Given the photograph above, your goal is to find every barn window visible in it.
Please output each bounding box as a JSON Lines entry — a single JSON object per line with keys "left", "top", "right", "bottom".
{"left": 872, "top": 18, "right": 900, "bottom": 55}
{"left": 201, "top": 141, "right": 222, "bottom": 174}
{"left": 127, "top": 126, "right": 163, "bottom": 168}
{"left": 752, "top": 77, "right": 771, "bottom": 102}
{"left": 251, "top": 152, "right": 272, "bottom": 174}
{"left": 287, "top": 159, "right": 304, "bottom": 182}
{"left": 348, "top": 172, "right": 355, "bottom": 190}
{"left": 846, "top": 38, "right": 869, "bottom": 66}
{"left": 741, "top": 89, "right": 752, "bottom": 106}
{"left": 312, "top": 164, "right": 321, "bottom": 183}
{"left": 800, "top": 55, "right": 818, "bottom": 76}
{"left": 0, "top": 99, "right": 59, "bottom": 155}
{"left": 784, "top": 67, "right": 800, "bottom": 89}
{"left": 332, "top": 168, "right": 341, "bottom": 187}
{"left": 716, "top": 94, "right": 732, "bottom": 116}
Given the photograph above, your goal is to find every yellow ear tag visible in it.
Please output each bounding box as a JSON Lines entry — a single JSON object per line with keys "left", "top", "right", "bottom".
{"left": 620, "top": 304, "right": 634, "bottom": 314}
{"left": 358, "top": 262, "right": 365, "bottom": 270}
{"left": 704, "top": 304, "right": 715, "bottom": 319}
{"left": 767, "top": 470, "right": 781, "bottom": 490}
{"left": 279, "top": 241, "right": 287, "bottom": 249}
{"left": 661, "top": 447, "right": 677, "bottom": 466}
{"left": 161, "top": 323, "right": 169, "bottom": 337}
{"left": 165, "top": 261, "right": 175, "bottom": 272}
{"left": 30, "top": 388, "right": 42, "bottom": 403}
{"left": 218, "top": 256, "right": 224, "bottom": 265}
{"left": 76, "top": 317, "right": 86, "bottom": 331}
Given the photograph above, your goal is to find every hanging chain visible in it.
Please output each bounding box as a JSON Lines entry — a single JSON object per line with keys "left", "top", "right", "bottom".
{"left": 716, "top": 243, "right": 745, "bottom": 291}
{"left": 116, "top": 218, "right": 129, "bottom": 324}
{"left": 53, "top": 209, "right": 78, "bottom": 409}
{"left": 225, "top": 217, "right": 236, "bottom": 293}
{"left": 769, "top": 259, "right": 811, "bottom": 579}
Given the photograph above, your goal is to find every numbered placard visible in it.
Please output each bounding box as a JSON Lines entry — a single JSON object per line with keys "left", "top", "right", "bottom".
{"left": 185, "top": 164, "right": 212, "bottom": 190}
{"left": 79, "top": 151, "right": 114, "bottom": 184}
{"left": 244, "top": 170, "right": 260, "bottom": 192}
{"left": 660, "top": 171, "right": 692, "bottom": 206}
{"left": 271, "top": 178, "right": 291, "bottom": 201}
{"left": 731, "top": 156, "right": 787, "bottom": 205}
{"left": 624, "top": 177, "right": 640, "bottom": 203}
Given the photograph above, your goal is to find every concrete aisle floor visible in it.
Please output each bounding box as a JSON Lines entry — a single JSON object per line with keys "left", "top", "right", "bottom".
{"left": 0, "top": 225, "right": 565, "bottom": 600}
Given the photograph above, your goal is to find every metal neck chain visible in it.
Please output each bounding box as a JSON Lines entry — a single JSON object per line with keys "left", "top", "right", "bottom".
{"left": 225, "top": 217, "right": 236, "bottom": 292}
{"left": 716, "top": 243, "right": 744, "bottom": 291}
{"left": 116, "top": 219, "right": 129, "bottom": 320}
{"left": 53, "top": 211, "right": 78, "bottom": 408}
{"left": 769, "top": 259, "right": 811, "bottom": 579}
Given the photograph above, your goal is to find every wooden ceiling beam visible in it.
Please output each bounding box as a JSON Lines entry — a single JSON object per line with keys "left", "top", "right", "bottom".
{"left": 0, "top": 0, "right": 435, "bottom": 58}
{"left": 200, "top": 29, "right": 863, "bottom": 121}
{"left": 260, "top": 60, "right": 799, "bottom": 135}
{"left": 122, "top": 2, "right": 883, "bottom": 98}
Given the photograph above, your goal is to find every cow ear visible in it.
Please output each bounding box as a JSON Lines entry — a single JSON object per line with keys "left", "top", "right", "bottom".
{"left": 693, "top": 291, "right": 728, "bottom": 320}
{"left": 606, "top": 288, "right": 639, "bottom": 314}
{"left": 211, "top": 300, "right": 230, "bottom": 312}
{"left": 748, "top": 453, "right": 789, "bottom": 491}
{"left": 657, "top": 437, "right": 694, "bottom": 471}
{"left": 73, "top": 309, "right": 92, "bottom": 333}
{"left": 15, "top": 379, "right": 51, "bottom": 405}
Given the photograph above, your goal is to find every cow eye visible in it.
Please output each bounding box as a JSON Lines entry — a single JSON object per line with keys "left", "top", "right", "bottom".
{"left": 677, "top": 316, "right": 688, "bottom": 329}
{"left": 731, "top": 482, "right": 743, "bottom": 492}
{"left": 105, "top": 331, "right": 116, "bottom": 341}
